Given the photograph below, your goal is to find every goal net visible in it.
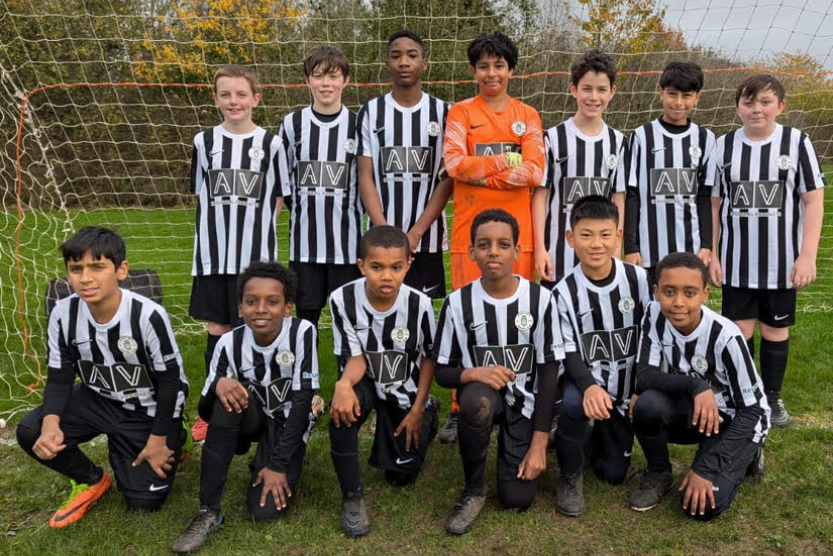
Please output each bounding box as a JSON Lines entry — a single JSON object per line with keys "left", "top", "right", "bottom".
{"left": 1, "top": 0, "right": 831, "bottom": 420}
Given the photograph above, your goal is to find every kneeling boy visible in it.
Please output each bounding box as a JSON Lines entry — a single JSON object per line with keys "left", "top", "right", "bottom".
{"left": 552, "top": 195, "right": 652, "bottom": 517}
{"left": 173, "top": 262, "right": 319, "bottom": 553}
{"left": 17, "top": 226, "right": 189, "bottom": 527}
{"left": 329, "top": 225, "right": 440, "bottom": 537}
{"left": 630, "top": 252, "right": 770, "bottom": 520}
{"left": 433, "top": 209, "right": 563, "bottom": 535}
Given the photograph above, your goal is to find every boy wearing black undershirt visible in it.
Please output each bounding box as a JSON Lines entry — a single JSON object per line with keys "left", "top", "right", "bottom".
{"left": 624, "top": 62, "right": 716, "bottom": 284}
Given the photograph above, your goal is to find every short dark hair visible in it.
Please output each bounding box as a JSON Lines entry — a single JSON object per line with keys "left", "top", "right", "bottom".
{"left": 659, "top": 61, "right": 704, "bottom": 93}
{"left": 303, "top": 45, "right": 350, "bottom": 78}
{"left": 470, "top": 208, "right": 520, "bottom": 245}
{"left": 570, "top": 195, "right": 619, "bottom": 228}
{"left": 61, "top": 226, "right": 126, "bottom": 269}
{"left": 213, "top": 64, "right": 259, "bottom": 95}
{"left": 359, "top": 225, "right": 411, "bottom": 259}
{"left": 655, "top": 252, "right": 708, "bottom": 287}
{"left": 735, "top": 74, "right": 785, "bottom": 105}
{"left": 388, "top": 29, "right": 424, "bottom": 56}
{"left": 236, "top": 261, "right": 298, "bottom": 305}
{"left": 570, "top": 50, "right": 617, "bottom": 87}
{"left": 467, "top": 32, "right": 518, "bottom": 70}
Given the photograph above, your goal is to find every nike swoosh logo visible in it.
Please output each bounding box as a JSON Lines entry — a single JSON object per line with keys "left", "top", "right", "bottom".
{"left": 422, "top": 284, "right": 439, "bottom": 294}
{"left": 469, "top": 322, "right": 487, "bottom": 331}
{"left": 470, "top": 123, "right": 486, "bottom": 129}
{"left": 577, "top": 310, "right": 593, "bottom": 318}
{"left": 395, "top": 457, "right": 414, "bottom": 465}
{"left": 624, "top": 450, "right": 633, "bottom": 457}
{"left": 555, "top": 156, "right": 569, "bottom": 164}
{"left": 209, "top": 149, "right": 223, "bottom": 156}
{"left": 51, "top": 496, "right": 98, "bottom": 523}
{"left": 374, "top": 127, "right": 385, "bottom": 134}
{"left": 651, "top": 147, "right": 665, "bottom": 154}
{"left": 354, "top": 326, "right": 372, "bottom": 332}
{"left": 773, "top": 314, "right": 790, "bottom": 321}
{"left": 149, "top": 483, "right": 170, "bottom": 492}
{"left": 72, "top": 339, "right": 91, "bottom": 346}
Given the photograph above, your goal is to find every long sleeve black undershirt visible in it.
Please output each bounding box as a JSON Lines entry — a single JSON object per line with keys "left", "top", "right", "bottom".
{"left": 624, "top": 184, "right": 641, "bottom": 255}
{"left": 635, "top": 361, "right": 712, "bottom": 398}
{"left": 268, "top": 389, "right": 314, "bottom": 473}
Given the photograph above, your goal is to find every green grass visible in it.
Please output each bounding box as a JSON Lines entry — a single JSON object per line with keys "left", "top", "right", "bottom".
{"left": 1, "top": 174, "right": 833, "bottom": 555}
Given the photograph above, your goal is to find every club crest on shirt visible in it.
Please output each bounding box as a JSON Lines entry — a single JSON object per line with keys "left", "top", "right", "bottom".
{"left": 248, "top": 146, "right": 265, "bottom": 161}
{"left": 117, "top": 336, "right": 138, "bottom": 354}
{"left": 343, "top": 139, "right": 355, "bottom": 154}
{"left": 689, "top": 145, "right": 702, "bottom": 160}
{"left": 606, "top": 154, "right": 619, "bottom": 170}
{"left": 515, "top": 312, "right": 534, "bottom": 330}
{"left": 391, "top": 326, "right": 410, "bottom": 343}
{"left": 776, "top": 154, "right": 792, "bottom": 170}
{"left": 426, "top": 121, "right": 440, "bottom": 137}
{"left": 691, "top": 354, "right": 709, "bottom": 373}
{"left": 275, "top": 350, "right": 295, "bottom": 366}
{"left": 618, "top": 297, "right": 635, "bottom": 314}
{"left": 511, "top": 120, "right": 526, "bottom": 136}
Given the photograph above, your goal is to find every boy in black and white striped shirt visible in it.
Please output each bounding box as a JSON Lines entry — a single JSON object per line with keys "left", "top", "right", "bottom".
{"left": 357, "top": 30, "right": 453, "bottom": 299}
{"left": 551, "top": 196, "right": 652, "bottom": 517}
{"left": 630, "top": 252, "right": 770, "bottom": 520}
{"left": 433, "top": 209, "right": 563, "bottom": 535}
{"left": 277, "top": 46, "right": 364, "bottom": 327}
{"left": 625, "top": 62, "right": 715, "bottom": 283}
{"left": 17, "top": 227, "right": 188, "bottom": 527}
{"left": 707, "top": 74, "right": 826, "bottom": 427}
{"left": 329, "top": 226, "right": 439, "bottom": 537}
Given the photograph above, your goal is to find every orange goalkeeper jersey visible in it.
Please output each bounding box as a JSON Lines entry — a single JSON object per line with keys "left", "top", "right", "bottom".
{"left": 444, "top": 95, "right": 545, "bottom": 254}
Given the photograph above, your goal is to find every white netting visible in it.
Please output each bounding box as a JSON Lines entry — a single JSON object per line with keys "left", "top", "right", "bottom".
{"left": 1, "top": 0, "right": 831, "bottom": 419}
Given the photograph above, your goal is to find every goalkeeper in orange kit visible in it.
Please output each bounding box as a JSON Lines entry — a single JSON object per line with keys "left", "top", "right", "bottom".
{"left": 438, "top": 32, "right": 546, "bottom": 444}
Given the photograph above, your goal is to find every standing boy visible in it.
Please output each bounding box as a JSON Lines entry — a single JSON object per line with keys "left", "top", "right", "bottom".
{"left": 630, "top": 252, "right": 769, "bottom": 520}
{"left": 625, "top": 61, "right": 715, "bottom": 284}
{"left": 440, "top": 32, "right": 546, "bottom": 443}
{"left": 328, "top": 226, "right": 439, "bottom": 537}
{"left": 189, "top": 64, "right": 284, "bottom": 440}
{"left": 533, "top": 50, "right": 627, "bottom": 289}
{"left": 433, "top": 209, "right": 562, "bottom": 535}
{"left": 707, "top": 74, "right": 825, "bottom": 426}
{"left": 552, "top": 196, "right": 652, "bottom": 517}
{"left": 173, "top": 262, "right": 319, "bottom": 553}
{"left": 278, "top": 45, "right": 364, "bottom": 327}
{"left": 357, "top": 30, "right": 453, "bottom": 299}
{"left": 17, "top": 227, "right": 188, "bottom": 527}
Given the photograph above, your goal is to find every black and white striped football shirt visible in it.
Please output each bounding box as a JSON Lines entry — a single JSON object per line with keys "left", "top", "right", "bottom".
{"left": 432, "top": 278, "right": 564, "bottom": 419}
{"left": 357, "top": 92, "right": 449, "bottom": 253}
{"left": 627, "top": 119, "right": 715, "bottom": 267}
{"left": 191, "top": 125, "right": 282, "bottom": 276}
{"left": 554, "top": 259, "right": 652, "bottom": 415}
{"left": 542, "top": 118, "right": 627, "bottom": 280}
{"left": 707, "top": 124, "right": 826, "bottom": 289}
{"left": 638, "top": 302, "right": 770, "bottom": 442}
{"left": 278, "top": 106, "right": 363, "bottom": 265}
{"left": 202, "top": 317, "right": 318, "bottom": 421}
{"left": 47, "top": 289, "right": 188, "bottom": 418}
{"left": 330, "top": 279, "right": 435, "bottom": 410}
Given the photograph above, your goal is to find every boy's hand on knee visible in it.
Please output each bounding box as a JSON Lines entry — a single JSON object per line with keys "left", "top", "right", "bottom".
{"left": 133, "top": 434, "right": 174, "bottom": 478}
{"left": 517, "top": 432, "right": 548, "bottom": 481}
{"left": 254, "top": 468, "right": 291, "bottom": 510}
{"left": 472, "top": 366, "right": 515, "bottom": 390}
{"left": 692, "top": 390, "right": 720, "bottom": 436}
{"left": 679, "top": 469, "right": 715, "bottom": 516}
{"left": 330, "top": 381, "right": 361, "bottom": 427}
{"left": 216, "top": 377, "right": 249, "bottom": 414}
{"left": 791, "top": 253, "right": 817, "bottom": 289}
{"left": 33, "top": 416, "right": 65, "bottom": 460}
{"left": 395, "top": 406, "right": 424, "bottom": 453}
{"left": 583, "top": 385, "right": 613, "bottom": 420}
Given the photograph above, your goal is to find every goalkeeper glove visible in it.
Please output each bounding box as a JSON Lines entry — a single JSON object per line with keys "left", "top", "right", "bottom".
{"left": 505, "top": 152, "right": 523, "bottom": 167}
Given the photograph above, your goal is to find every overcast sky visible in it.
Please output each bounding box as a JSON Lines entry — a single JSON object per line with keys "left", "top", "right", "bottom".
{"left": 661, "top": 0, "right": 833, "bottom": 69}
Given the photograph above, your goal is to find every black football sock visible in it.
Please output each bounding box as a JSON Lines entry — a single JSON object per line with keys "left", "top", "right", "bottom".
{"left": 760, "top": 338, "right": 790, "bottom": 400}
{"left": 204, "top": 333, "right": 221, "bottom": 378}
{"left": 554, "top": 414, "right": 589, "bottom": 475}
{"left": 329, "top": 421, "right": 362, "bottom": 496}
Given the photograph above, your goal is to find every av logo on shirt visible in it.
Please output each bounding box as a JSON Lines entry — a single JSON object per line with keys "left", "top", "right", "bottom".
{"left": 475, "top": 143, "right": 520, "bottom": 156}
{"left": 364, "top": 350, "right": 410, "bottom": 385}
{"left": 730, "top": 181, "right": 783, "bottom": 211}
{"left": 208, "top": 169, "right": 263, "bottom": 199}
{"left": 473, "top": 344, "right": 534, "bottom": 375}
{"left": 649, "top": 168, "right": 698, "bottom": 198}
{"left": 561, "top": 177, "right": 611, "bottom": 205}
{"left": 579, "top": 325, "right": 639, "bottom": 364}
{"left": 77, "top": 361, "right": 154, "bottom": 396}
{"left": 381, "top": 146, "right": 433, "bottom": 175}
{"left": 297, "top": 160, "right": 350, "bottom": 190}
{"left": 247, "top": 376, "right": 293, "bottom": 416}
